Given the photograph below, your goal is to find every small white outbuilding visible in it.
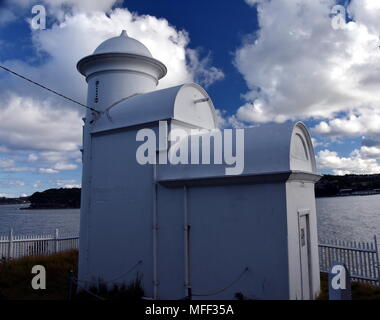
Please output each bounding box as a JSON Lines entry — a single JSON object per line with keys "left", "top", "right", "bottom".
{"left": 77, "top": 31, "right": 321, "bottom": 300}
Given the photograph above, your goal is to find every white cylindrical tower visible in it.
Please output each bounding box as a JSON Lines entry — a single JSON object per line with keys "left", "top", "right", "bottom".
{"left": 77, "top": 31, "right": 166, "bottom": 284}
{"left": 77, "top": 30, "right": 167, "bottom": 113}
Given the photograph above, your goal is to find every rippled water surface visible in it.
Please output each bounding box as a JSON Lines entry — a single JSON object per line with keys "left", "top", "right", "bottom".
{"left": 0, "top": 204, "right": 80, "bottom": 235}
{"left": 317, "top": 194, "right": 380, "bottom": 242}
{"left": 0, "top": 195, "right": 379, "bottom": 242}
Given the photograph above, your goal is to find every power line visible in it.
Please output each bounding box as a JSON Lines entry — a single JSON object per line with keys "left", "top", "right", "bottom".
{"left": 0, "top": 64, "right": 98, "bottom": 113}
{"left": 73, "top": 279, "right": 106, "bottom": 300}
{"left": 192, "top": 267, "right": 249, "bottom": 297}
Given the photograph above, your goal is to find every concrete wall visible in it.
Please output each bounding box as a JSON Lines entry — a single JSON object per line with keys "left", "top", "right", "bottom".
{"left": 156, "top": 186, "right": 185, "bottom": 299}
{"left": 286, "top": 180, "right": 320, "bottom": 299}
{"left": 156, "top": 182, "right": 290, "bottom": 300}
{"left": 78, "top": 121, "right": 319, "bottom": 300}
{"left": 79, "top": 126, "right": 157, "bottom": 297}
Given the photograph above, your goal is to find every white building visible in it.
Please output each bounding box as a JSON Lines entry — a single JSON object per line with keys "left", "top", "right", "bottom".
{"left": 77, "top": 30, "right": 321, "bottom": 300}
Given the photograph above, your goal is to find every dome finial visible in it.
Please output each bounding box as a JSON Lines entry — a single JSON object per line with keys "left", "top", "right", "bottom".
{"left": 120, "top": 30, "right": 128, "bottom": 37}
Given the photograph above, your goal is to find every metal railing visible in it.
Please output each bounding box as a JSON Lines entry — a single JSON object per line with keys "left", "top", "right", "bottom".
{"left": 0, "top": 229, "right": 79, "bottom": 260}
{"left": 319, "top": 236, "right": 380, "bottom": 286}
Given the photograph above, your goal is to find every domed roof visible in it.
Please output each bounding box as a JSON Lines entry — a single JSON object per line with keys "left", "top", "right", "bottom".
{"left": 93, "top": 30, "right": 153, "bottom": 58}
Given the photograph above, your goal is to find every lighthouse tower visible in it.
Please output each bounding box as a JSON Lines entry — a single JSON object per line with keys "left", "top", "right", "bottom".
{"left": 76, "top": 31, "right": 320, "bottom": 300}
{"left": 76, "top": 31, "right": 168, "bottom": 294}
{"left": 76, "top": 30, "right": 218, "bottom": 298}
{"left": 77, "top": 30, "right": 167, "bottom": 113}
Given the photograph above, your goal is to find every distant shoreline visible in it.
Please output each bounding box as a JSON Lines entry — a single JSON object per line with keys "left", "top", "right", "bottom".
{"left": 0, "top": 202, "right": 29, "bottom": 206}
{"left": 19, "top": 206, "right": 80, "bottom": 210}
{"left": 316, "top": 193, "right": 380, "bottom": 199}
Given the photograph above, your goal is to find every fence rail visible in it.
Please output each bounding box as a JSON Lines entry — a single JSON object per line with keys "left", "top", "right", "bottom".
{"left": 1, "top": 229, "right": 380, "bottom": 287}
{"left": 319, "top": 236, "right": 380, "bottom": 286}
{"left": 0, "top": 229, "right": 79, "bottom": 260}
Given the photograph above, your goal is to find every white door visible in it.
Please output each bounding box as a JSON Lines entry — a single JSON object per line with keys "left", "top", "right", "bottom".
{"left": 299, "top": 214, "right": 311, "bottom": 300}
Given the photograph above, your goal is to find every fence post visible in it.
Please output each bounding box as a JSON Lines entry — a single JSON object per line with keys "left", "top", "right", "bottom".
{"left": 374, "top": 235, "right": 380, "bottom": 286}
{"left": 67, "top": 270, "right": 74, "bottom": 300}
{"left": 7, "top": 228, "right": 13, "bottom": 260}
{"left": 54, "top": 228, "right": 59, "bottom": 253}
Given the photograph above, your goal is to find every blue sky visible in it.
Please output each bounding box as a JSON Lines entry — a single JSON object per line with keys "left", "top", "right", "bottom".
{"left": 0, "top": 0, "right": 380, "bottom": 197}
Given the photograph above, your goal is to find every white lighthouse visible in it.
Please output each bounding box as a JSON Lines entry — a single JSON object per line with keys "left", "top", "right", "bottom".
{"left": 77, "top": 31, "right": 321, "bottom": 300}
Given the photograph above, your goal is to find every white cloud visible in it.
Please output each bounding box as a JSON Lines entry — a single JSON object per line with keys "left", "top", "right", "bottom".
{"left": 358, "top": 146, "right": 380, "bottom": 159}
{"left": 0, "top": 180, "right": 25, "bottom": 187}
{"left": 4, "top": 167, "right": 36, "bottom": 172}
{"left": 27, "top": 153, "right": 38, "bottom": 162}
{"left": 56, "top": 179, "right": 80, "bottom": 188}
{"left": 215, "top": 109, "right": 249, "bottom": 129}
{"left": 233, "top": 0, "right": 380, "bottom": 136}
{"left": 0, "top": 158, "right": 15, "bottom": 168}
{"left": 313, "top": 108, "right": 380, "bottom": 137}
{"left": 245, "top": 0, "right": 263, "bottom": 6}
{"left": 32, "top": 180, "right": 42, "bottom": 188}
{"left": 6, "top": 0, "right": 119, "bottom": 13}
{"left": 38, "top": 168, "right": 59, "bottom": 174}
{"left": 0, "top": 1, "right": 223, "bottom": 168}
{"left": 53, "top": 162, "right": 77, "bottom": 170}
{"left": 311, "top": 137, "right": 323, "bottom": 148}
{"left": 0, "top": 94, "right": 82, "bottom": 152}
{"left": 317, "top": 149, "right": 380, "bottom": 175}
{"left": 187, "top": 49, "right": 225, "bottom": 88}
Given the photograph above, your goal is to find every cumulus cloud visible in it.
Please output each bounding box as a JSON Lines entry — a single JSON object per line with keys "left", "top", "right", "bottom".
{"left": 0, "top": 0, "right": 223, "bottom": 178}
{"left": 0, "top": 94, "right": 82, "bottom": 152}
{"left": 0, "top": 180, "right": 25, "bottom": 187}
{"left": 0, "top": 158, "right": 15, "bottom": 168}
{"left": 232, "top": 0, "right": 380, "bottom": 174}
{"left": 38, "top": 168, "right": 58, "bottom": 174}
{"left": 358, "top": 146, "right": 380, "bottom": 158}
{"left": 187, "top": 49, "right": 225, "bottom": 88}
{"left": 313, "top": 108, "right": 380, "bottom": 137}
{"left": 317, "top": 149, "right": 380, "bottom": 175}
{"left": 234, "top": 0, "right": 380, "bottom": 133}
{"left": 56, "top": 179, "right": 80, "bottom": 188}
{"left": 244, "top": 0, "right": 263, "bottom": 6}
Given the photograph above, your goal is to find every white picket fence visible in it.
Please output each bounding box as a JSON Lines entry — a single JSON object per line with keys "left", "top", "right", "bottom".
{"left": 1, "top": 229, "right": 380, "bottom": 288}
{"left": 319, "top": 236, "right": 380, "bottom": 286}
{"left": 0, "top": 229, "right": 79, "bottom": 260}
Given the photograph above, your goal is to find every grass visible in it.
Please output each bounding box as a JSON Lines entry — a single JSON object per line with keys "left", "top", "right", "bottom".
{"left": 0, "top": 250, "right": 144, "bottom": 300}
{"left": 0, "top": 250, "right": 78, "bottom": 300}
{"left": 1, "top": 252, "right": 380, "bottom": 300}
{"left": 317, "top": 273, "right": 380, "bottom": 300}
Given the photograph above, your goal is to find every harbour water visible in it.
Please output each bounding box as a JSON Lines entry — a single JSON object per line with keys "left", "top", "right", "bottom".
{"left": 0, "top": 195, "right": 379, "bottom": 241}
{"left": 316, "top": 194, "right": 380, "bottom": 242}
{"left": 0, "top": 204, "right": 80, "bottom": 235}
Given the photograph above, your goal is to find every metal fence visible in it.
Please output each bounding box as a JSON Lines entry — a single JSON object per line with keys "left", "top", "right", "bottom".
{"left": 319, "top": 236, "right": 380, "bottom": 286}
{"left": 0, "top": 229, "right": 79, "bottom": 260}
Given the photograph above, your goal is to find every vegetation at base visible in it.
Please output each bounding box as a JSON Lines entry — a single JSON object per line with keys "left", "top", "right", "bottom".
{"left": 74, "top": 276, "right": 144, "bottom": 300}
{"left": 315, "top": 174, "right": 380, "bottom": 197}
{"left": 0, "top": 250, "right": 144, "bottom": 300}
{"left": 317, "top": 273, "right": 380, "bottom": 300}
{"left": 0, "top": 250, "right": 78, "bottom": 300}
{"left": 1, "top": 251, "right": 380, "bottom": 300}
